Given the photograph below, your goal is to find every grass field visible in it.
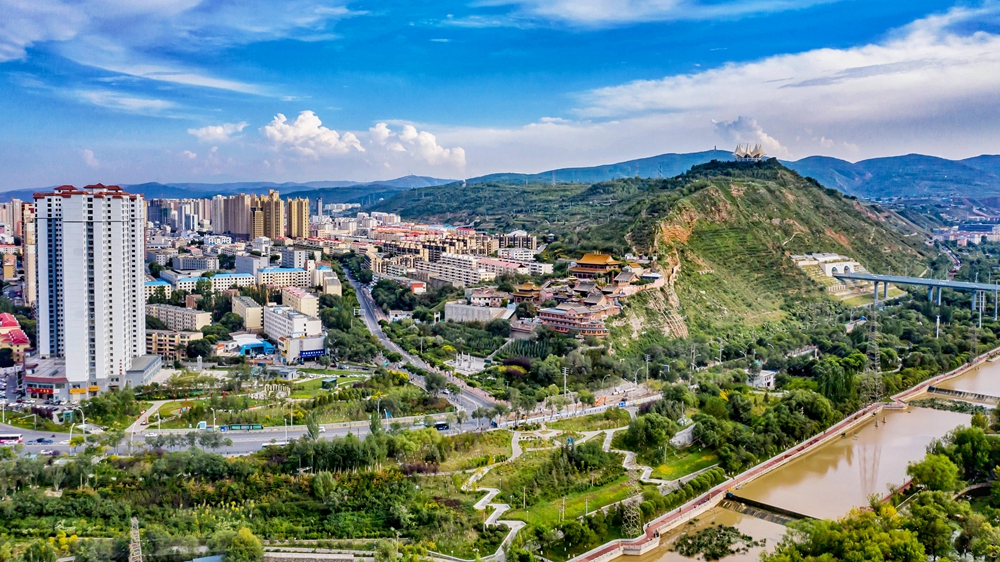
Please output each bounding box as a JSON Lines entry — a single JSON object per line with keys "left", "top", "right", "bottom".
{"left": 438, "top": 430, "right": 514, "bottom": 472}
{"left": 841, "top": 286, "right": 907, "bottom": 307}
{"left": 647, "top": 448, "right": 718, "bottom": 480}
{"left": 288, "top": 376, "right": 365, "bottom": 399}
{"left": 548, "top": 408, "right": 631, "bottom": 432}
{"left": 504, "top": 474, "right": 634, "bottom": 526}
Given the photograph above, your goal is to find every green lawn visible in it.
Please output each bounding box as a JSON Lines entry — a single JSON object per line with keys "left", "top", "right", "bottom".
{"left": 504, "top": 474, "right": 634, "bottom": 526}
{"left": 548, "top": 408, "right": 631, "bottom": 432}
{"left": 647, "top": 448, "right": 719, "bottom": 480}
{"left": 289, "top": 376, "right": 364, "bottom": 399}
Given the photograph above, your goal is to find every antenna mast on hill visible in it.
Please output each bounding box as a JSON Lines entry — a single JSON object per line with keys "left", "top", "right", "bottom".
{"left": 859, "top": 308, "right": 884, "bottom": 408}
{"left": 128, "top": 518, "right": 143, "bottom": 562}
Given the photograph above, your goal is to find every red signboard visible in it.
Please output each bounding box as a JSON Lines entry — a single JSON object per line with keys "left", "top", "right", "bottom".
{"left": 28, "top": 387, "right": 53, "bottom": 395}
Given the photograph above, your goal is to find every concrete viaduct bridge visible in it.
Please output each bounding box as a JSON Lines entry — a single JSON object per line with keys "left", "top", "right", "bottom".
{"left": 834, "top": 272, "right": 1000, "bottom": 320}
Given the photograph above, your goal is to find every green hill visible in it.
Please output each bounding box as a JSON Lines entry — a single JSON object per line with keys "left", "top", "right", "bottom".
{"left": 373, "top": 160, "right": 936, "bottom": 340}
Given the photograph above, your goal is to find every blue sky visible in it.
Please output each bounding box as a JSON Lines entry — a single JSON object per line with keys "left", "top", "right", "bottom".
{"left": 1, "top": 0, "right": 999, "bottom": 189}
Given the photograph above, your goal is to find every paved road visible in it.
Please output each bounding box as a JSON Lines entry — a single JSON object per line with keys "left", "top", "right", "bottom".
{"left": 344, "top": 270, "right": 495, "bottom": 412}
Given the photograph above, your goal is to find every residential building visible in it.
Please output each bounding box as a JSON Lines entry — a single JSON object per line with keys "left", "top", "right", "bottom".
{"left": 144, "top": 279, "right": 173, "bottom": 301}
{"left": 235, "top": 254, "right": 269, "bottom": 276}
{"left": 254, "top": 190, "right": 285, "bottom": 239}
{"left": 172, "top": 255, "right": 220, "bottom": 271}
{"left": 251, "top": 236, "right": 272, "bottom": 255}
{"left": 257, "top": 267, "right": 311, "bottom": 288}
{"left": 232, "top": 296, "right": 263, "bottom": 331}
{"left": 147, "top": 303, "right": 212, "bottom": 331}
{"left": 287, "top": 197, "right": 310, "bottom": 239}
{"left": 262, "top": 305, "right": 325, "bottom": 362}
{"left": 2, "top": 254, "right": 15, "bottom": 281}
{"left": 476, "top": 257, "right": 530, "bottom": 277}
{"left": 282, "top": 286, "right": 319, "bottom": 317}
{"left": 35, "top": 184, "right": 149, "bottom": 398}
{"left": 498, "top": 247, "right": 537, "bottom": 261}
{"left": 170, "top": 273, "right": 255, "bottom": 294}
{"left": 281, "top": 247, "right": 309, "bottom": 268}
{"left": 469, "top": 288, "right": 511, "bottom": 307}
{"left": 414, "top": 259, "right": 495, "bottom": 287}
{"left": 203, "top": 235, "right": 232, "bottom": 245}
{"left": 146, "top": 330, "right": 204, "bottom": 361}
{"left": 499, "top": 232, "right": 537, "bottom": 250}
{"left": 21, "top": 203, "right": 35, "bottom": 306}
{"left": 322, "top": 273, "right": 342, "bottom": 296}
{"left": 146, "top": 249, "right": 178, "bottom": 265}
{"left": 0, "top": 313, "right": 29, "bottom": 361}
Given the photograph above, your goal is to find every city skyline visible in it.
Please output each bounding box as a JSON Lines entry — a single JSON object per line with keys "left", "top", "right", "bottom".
{"left": 2, "top": 1, "right": 1000, "bottom": 190}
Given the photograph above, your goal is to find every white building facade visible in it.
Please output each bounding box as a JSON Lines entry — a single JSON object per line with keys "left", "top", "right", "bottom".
{"left": 35, "top": 184, "right": 147, "bottom": 393}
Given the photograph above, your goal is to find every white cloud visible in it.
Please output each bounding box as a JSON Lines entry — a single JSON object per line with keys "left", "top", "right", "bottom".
{"left": 76, "top": 90, "right": 175, "bottom": 113}
{"left": 713, "top": 116, "right": 790, "bottom": 158}
{"left": 0, "top": 0, "right": 361, "bottom": 93}
{"left": 80, "top": 148, "right": 99, "bottom": 168}
{"left": 475, "top": 0, "right": 839, "bottom": 26}
{"left": 188, "top": 121, "right": 248, "bottom": 142}
{"left": 182, "top": 150, "right": 197, "bottom": 159}
{"left": 370, "top": 122, "right": 466, "bottom": 167}
{"left": 263, "top": 111, "right": 364, "bottom": 158}
{"left": 579, "top": 4, "right": 1000, "bottom": 122}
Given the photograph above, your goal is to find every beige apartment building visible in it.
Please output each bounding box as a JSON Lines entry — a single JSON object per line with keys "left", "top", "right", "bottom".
{"left": 232, "top": 296, "right": 263, "bottom": 331}
{"left": 282, "top": 286, "right": 319, "bottom": 317}
{"left": 146, "top": 330, "right": 204, "bottom": 361}
{"left": 147, "top": 304, "right": 212, "bottom": 332}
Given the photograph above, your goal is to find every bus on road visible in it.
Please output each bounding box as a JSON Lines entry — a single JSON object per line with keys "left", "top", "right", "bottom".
{"left": 0, "top": 433, "right": 23, "bottom": 444}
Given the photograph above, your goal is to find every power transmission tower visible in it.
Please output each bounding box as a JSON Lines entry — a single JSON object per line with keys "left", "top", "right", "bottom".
{"left": 621, "top": 470, "right": 643, "bottom": 538}
{"left": 859, "top": 309, "right": 884, "bottom": 408}
{"left": 128, "top": 518, "right": 143, "bottom": 562}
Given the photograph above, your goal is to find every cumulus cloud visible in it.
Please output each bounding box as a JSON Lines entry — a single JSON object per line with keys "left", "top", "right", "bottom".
{"left": 80, "top": 148, "right": 99, "bottom": 168}
{"left": 182, "top": 150, "right": 197, "bottom": 159}
{"left": 714, "top": 116, "right": 790, "bottom": 158}
{"left": 188, "top": 121, "right": 248, "bottom": 142}
{"left": 369, "top": 122, "right": 466, "bottom": 166}
{"left": 263, "top": 111, "right": 363, "bottom": 158}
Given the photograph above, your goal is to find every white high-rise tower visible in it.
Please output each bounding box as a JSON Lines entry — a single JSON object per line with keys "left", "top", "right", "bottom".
{"left": 34, "top": 184, "right": 146, "bottom": 395}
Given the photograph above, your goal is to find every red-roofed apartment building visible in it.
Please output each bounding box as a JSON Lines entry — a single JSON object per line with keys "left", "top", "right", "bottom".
{"left": 0, "top": 312, "right": 29, "bottom": 361}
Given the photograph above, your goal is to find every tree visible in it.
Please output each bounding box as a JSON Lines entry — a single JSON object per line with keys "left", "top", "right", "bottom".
{"left": 146, "top": 315, "right": 168, "bottom": 330}
{"left": 374, "top": 539, "right": 397, "bottom": 562}
{"left": 306, "top": 412, "right": 321, "bottom": 441}
{"left": 226, "top": 528, "right": 263, "bottom": 562}
{"left": 187, "top": 338, "right": 214, "bottom": 359}
{"left": 220, "top": 312, "right": 245, "bottom": 332}
{"left": 907, "top": 454, "right": 961, "bottom": 492}
{"left": 425, "top": 372, "right": 447, "bottom": 396}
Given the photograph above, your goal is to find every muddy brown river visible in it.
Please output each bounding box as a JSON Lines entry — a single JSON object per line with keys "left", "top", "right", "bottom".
{"left": 637, "top": 363, "right": 991, "bottom": 561}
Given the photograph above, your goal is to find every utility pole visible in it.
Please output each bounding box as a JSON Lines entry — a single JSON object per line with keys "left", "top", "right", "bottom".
{"left": 644, "top": 354, "right": 650, "bottom": 383}
{"left": 936, "top": 315, "right": 940, "bottom": 339}
{"left": 562, "top": 367, "right": 568, "bottom": 402}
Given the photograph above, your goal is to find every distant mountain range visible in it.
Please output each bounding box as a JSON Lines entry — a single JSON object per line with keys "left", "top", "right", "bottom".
{"left": 6, "top": 151, "right": 1000, "bottom": 203}
{"left": 0, "top": 175, "right": 455, "bottom": 203}
{"left": 469, "top": 150, "right": 1000, "bottom": 199}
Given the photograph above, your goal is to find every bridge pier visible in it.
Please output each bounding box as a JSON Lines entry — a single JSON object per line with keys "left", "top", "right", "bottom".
{"left": 873, "top": 282, "right": 879, "bottom": 305}
{"left": 937, "top": 287, "right": 942, "bottom": 306}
